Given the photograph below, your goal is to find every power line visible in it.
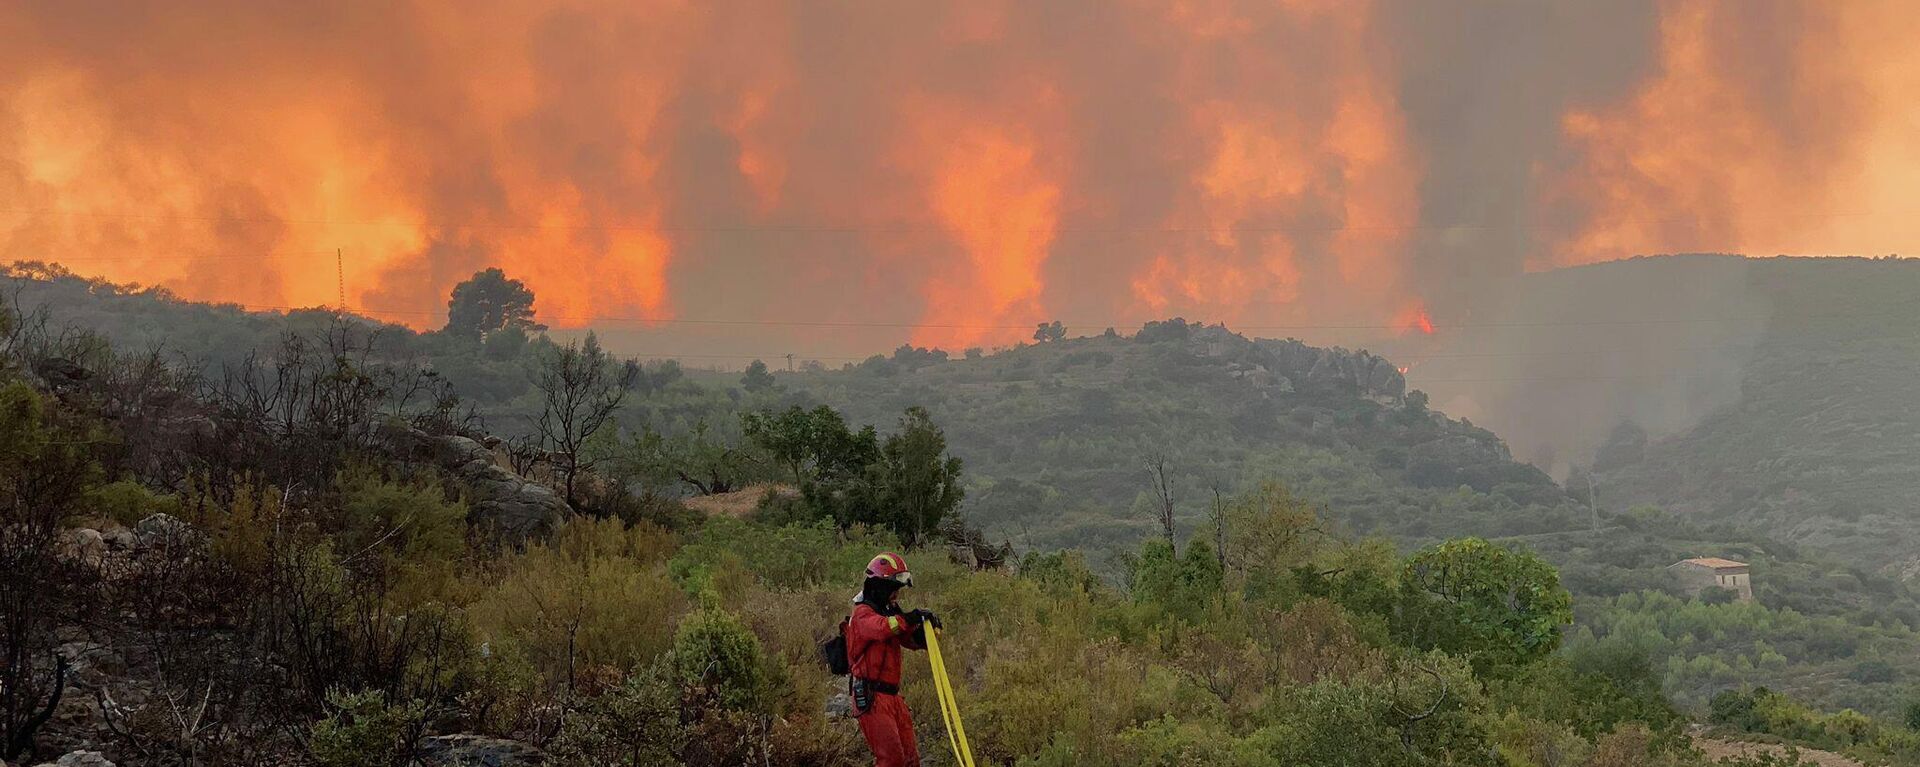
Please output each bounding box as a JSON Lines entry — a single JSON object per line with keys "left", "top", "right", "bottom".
{"left": 5, "top": 250, "right": 337, "bottom": 263}
{"left": 233, "top": 301, "right": 1913, "bottom": 333}
{"left": 19, "top": 253, "right": 1897, "bottom": 333}
{"left": 5, "top": 205, "right": 1909, "bottom": 235}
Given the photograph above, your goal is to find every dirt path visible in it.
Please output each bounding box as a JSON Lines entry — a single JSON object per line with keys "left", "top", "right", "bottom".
{"left": 1693, "top": 735, "right": 1864, "bottom": 767}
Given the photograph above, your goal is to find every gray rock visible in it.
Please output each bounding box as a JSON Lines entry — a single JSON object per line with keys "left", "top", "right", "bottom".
{"left": 134, "top": 513, "right": 195, "bottom": 546}
{"left": 377, "top": 423, "right": 568, "bottom": 539}
{"left": 61, "top": 528, "right": 106, "bottom": 568}
{"left": 435, "top": 436, "right": 492, "bottom": 467}
{"left": 1364, "top": 358, "right": 1407, "bottom": 400}
{"left": 418, "top": 735, "right": 546, "bottom": 766}
{"left": 45, "top": 752, "right": 114, "bottom": 767}
{"left": 100, "top": 527, "right": 138, "bottom": 552}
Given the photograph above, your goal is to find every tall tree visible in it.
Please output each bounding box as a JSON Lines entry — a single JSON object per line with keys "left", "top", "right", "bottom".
{"left": 870, "top": 406, "right": 963, "bottom": 547}
{"left": 1394, "top": 538, "right": 1573, "bottom": 673}
{"left": 741, "top": 404, "right": 875, "bottom": 486}
{"left": 532, "top": 332, "right": 629, "bottom": 506}
{"left": 739, "top": 360, "right": 776, "bottom": 393}
{"left": 446, "top": 268, "right": 546, "bottom": 341}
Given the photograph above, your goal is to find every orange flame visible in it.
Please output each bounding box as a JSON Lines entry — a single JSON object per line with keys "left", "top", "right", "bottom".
{"left": 0, "top": 1, "right": 1435, "bottom": 346}
{"left": 900, "top": 90, "right": 1065, "bottom": 350}
{"left": 1539, "top": 0, "right": 1920, "bottom": 266}
{"left": 1394, "top": 302, "right": 1435, "bottom": 336}
{"left": 1129, "top": 0, "right": 1420, "bottom": 328}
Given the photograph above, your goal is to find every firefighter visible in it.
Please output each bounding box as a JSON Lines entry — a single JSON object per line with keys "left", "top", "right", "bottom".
{"left": 846, "top": 552, "right": 940, "bottom": 767}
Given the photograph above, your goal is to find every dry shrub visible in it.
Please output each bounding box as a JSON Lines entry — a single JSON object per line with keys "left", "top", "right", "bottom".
{"left": 468, "top": 517, "right": 685, "bottom": 689}
{"left": 1267, "top": 598, "right": 1382, "bottom": 685}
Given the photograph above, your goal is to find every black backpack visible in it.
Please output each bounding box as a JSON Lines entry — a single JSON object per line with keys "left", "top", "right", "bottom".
{"left": 818, "top": 616, "right": 851, "bottom": 676}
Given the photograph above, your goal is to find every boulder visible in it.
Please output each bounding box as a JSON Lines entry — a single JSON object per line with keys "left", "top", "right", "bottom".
{"left": 100, "top": 527, "right": 138, "bottom": 552}
{"left": 60, "top": 528, "right": 106, "bottom": 568}
{"left": 378, "top": 423, "right": 568, "bottom": 539}
{"left": 32, "top": 358, "right": 93, "bottom": 392}
{"left": 418, "top": 735, "right": 546, "bottom": 766}
{"left": 824, "top": 690, "right": 851, "bottom": 719}
{"left": 40, "top": 752, "right": 114, "bottom": 767}
{"left": 134, "top": 513, "right": 194, "bottom": 546}
{"left": 433, "top": 436, "right": 493, "bottom": 468}
{"left": 1364, "top": 358, "right": 1407, "bottom": 400}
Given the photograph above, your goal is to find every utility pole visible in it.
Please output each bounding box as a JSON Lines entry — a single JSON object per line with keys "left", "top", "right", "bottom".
{"left": 335, "top": 248, "right": 346, "bottom": 311}
{"left": 1587, "top": 470, "right": 1601, "bottom": 532}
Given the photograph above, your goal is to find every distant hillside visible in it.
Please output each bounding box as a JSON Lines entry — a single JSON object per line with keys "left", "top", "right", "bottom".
{"left": 1572, "top": 256, "right": 1920, "bottom": 573}
{"left": 0, "top": 263, "right": 1586, "bottom": 556}
{"left": 783, "top": 320, "right": 1585, "bottom": 553}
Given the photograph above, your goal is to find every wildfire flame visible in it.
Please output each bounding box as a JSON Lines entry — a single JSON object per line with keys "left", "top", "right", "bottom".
{"left": 1394, "top": 303, "right": 1435, "bottom": 336}
{"left": 3, "top": 2, "right": 1916, "bottom": 352}
{"left": 1539, "top": 0, "right": 1920, "bottom": 266}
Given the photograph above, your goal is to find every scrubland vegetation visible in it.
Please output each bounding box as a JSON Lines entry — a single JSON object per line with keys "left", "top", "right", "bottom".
{"left": 2, "top": 263, "right": 1915, "bottom": 765}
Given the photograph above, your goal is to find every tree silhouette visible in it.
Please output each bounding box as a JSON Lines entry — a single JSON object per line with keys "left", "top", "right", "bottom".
{"left": 739, "top": 360, "right": 776, "bottom": 393}
{"left": 446, "top": 268, "right": 546, "bottom": 341}
{"left": 1033, "top": 320, "right": 1066, "bottom": 343}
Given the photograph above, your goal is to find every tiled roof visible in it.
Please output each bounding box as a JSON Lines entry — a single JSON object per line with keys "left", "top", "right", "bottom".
{"left": 1676, "top": 557, "right": 1749, "bottom": 570}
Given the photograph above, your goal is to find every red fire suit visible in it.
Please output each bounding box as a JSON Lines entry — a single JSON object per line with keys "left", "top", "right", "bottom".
{"left": 847, "top": 601, "right": 926, "bottom": 767}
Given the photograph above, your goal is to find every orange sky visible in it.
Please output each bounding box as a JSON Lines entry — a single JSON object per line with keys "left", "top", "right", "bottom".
{"left": 2, "top": 1, "right": 1915, "bottom": 357}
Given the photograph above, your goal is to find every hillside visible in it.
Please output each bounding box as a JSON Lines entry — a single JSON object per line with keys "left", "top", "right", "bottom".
{"left": 0, "top": 264, "right": 1584, "bottom": 557}
{"left": 1549, "top": 256, "right": 1920, "bottom": 573}
{"left": 12, "top": 261, "right": 1920, "bottom": 750}
{"left": 791, "top": 321, "right": 1595, "bottom": 554}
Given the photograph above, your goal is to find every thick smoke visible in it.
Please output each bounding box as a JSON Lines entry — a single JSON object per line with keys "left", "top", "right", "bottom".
{"left": 1, "top": 0, "right": 1425, "bottom": 356}
{"left": 4, "top": 0, "right": 1917, "bottom": 465}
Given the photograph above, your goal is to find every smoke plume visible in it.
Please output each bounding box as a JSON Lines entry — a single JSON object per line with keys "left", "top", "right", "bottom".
{"left": 3, "top": 2, "right": 1916, "bottom": 414}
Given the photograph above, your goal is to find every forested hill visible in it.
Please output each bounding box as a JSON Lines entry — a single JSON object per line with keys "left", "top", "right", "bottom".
{"left": 785, "top": 320, "right": 1581, "bottom": 553}
{"left": 0, "top": 263, "right": 1584, "bottom": 556}
{"left": 1572, "top": 256, "right": 1920, "bottom": 572}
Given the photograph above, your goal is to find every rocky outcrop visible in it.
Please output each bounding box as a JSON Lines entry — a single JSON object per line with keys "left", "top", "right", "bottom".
{"left": 380, "top": 423, "right": 569, "bottom": 539}
{"left": 418, "top": 735, "right": 547, "bottom": 766}
{"left": 1169, "top": 324, "right": 1403, "bottom": 401}
{"left": 1256, "top": 339, "right": 1406, "bottom": 402}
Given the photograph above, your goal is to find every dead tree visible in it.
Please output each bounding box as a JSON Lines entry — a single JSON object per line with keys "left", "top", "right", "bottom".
{"left": 531, "top": 333, "right": 631, "bottom": 507}
{"left": 1207, "top": 479, "right": 1229, "bottom": 571}
{"left": 1145, "top": 452, "right": 1176, "bottom": 547}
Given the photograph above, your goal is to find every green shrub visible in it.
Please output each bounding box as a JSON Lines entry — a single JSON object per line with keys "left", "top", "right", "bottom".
{"left": 672, "top": 608, "right": 774, "bottom": 713}
{"left": 548, "top": 662, "right": 684, "bottom": 767}
{"left": 469, "top": 517, "right": 685, "bottom": 686}
{"left": 85, "top": 479, "right": 179, "bottom": 527}
{"left": 309, "top": 689, "right": 424, "bottom": 767}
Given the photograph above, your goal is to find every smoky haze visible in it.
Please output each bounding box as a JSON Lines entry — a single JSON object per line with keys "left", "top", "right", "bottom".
{"left": 5, "top": 1, "right": 1919, "bottom": 467}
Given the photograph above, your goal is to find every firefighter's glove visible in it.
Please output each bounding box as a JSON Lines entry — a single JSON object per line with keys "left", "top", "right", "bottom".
{"left": 911, "top": 609, "right": 943, "bottom": 630}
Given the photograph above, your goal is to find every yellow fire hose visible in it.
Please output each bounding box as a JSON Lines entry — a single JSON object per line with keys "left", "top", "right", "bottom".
{"left": 924, "top": 626, "right": 977, "bottom": 767}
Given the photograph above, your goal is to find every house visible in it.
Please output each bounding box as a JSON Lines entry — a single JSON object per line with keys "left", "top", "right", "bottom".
{"left": 1668, "top": 557, "right": 1753, "bottom": 602}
